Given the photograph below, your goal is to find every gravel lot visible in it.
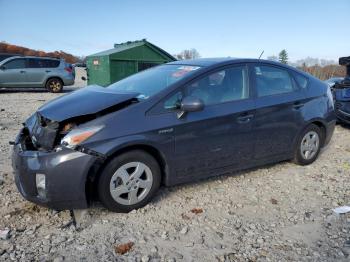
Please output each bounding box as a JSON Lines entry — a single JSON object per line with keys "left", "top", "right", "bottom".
{"left": 0, "top": 70, "right": 350, "bottom": 261}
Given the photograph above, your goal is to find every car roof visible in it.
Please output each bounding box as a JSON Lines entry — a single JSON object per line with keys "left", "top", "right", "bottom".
{"left": 168, "top": 57, "right": 292, "bottom": 68}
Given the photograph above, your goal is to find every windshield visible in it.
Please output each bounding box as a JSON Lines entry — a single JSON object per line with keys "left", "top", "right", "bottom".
{"left": 108, "top": 64, "right": 201, "bottom": 99}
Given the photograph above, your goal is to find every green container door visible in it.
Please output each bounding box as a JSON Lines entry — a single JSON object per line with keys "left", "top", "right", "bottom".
{"left": 87, "top": 56, "right": 110, "bottom": 86}
{"left": 110, "top": 60, "right": 136, "bottom": 83}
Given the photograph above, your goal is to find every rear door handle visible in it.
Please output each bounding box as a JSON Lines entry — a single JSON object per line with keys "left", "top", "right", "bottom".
{"left": 20, "top": 70, "right": 26, "bottom": 73}
{"left": 237, "top": 113, "right": 254, "bottom": 123}
{"left": 293, "top": 102, "right": 304, "bottom": 109}
{"left": 45, "top": 70, "right": 51, "bottom": 73}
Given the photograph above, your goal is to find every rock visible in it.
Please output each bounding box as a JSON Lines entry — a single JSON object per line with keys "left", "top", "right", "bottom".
{"left": 172, "top": 252, "right": 183, "bottom": 259}
{"left": 180, "top": 226, "right": 188, "bottom": 235}
{"left": 161, "top": 231, "right": 168, "bottom": 240}
{"left": 216, "top": 231, "right": 224, "bottom": 239}
{"left": 0, "top": 229, "right": 10, "bottom": 240}
{"left": 257, "top": 238, "right": 264, "bottom": 245}
{"left": 0, "top": 126, "right": 5, "bottom": 131}
{"left": 0, "top": 174, "right": 3, "bottom": 185}
{"left": 141, "top": 255, "right": 150, "bottom": 262}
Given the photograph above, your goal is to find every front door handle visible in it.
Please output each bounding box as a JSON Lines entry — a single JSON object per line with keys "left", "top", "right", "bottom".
{"left": 20, "top": 70, "right": 26, "bottom": 73}
{"left": 237, "top": 113, "right": 254, "bottom": 124}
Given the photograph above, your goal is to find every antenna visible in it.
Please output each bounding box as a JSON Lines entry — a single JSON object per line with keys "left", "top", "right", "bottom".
{"left": 258, "top": 50, "right": 264, "bottom": 59}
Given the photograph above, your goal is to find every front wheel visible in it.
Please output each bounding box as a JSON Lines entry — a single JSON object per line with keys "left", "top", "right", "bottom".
{"left": 98, "top": 150, "right": 161, "bottom": 212}
{"left": 293, "top": 124, "right": 324, "bottom": 165}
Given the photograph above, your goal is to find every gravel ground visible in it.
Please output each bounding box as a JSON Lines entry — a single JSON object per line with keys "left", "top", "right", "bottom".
{"left": 0, "top": 71, "right": 350, "bottom": 261}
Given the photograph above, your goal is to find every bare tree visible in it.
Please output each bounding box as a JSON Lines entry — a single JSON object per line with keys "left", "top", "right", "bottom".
{"left": 174, "top": 48, "right": 201, "bottom": 60}
{"left": 267, "top": 55, "right": 278, "bottom": 62}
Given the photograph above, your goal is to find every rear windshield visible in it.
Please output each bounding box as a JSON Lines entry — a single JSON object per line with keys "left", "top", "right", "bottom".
{"left": 108, "top": 64, "right": 201, "bottom": 99}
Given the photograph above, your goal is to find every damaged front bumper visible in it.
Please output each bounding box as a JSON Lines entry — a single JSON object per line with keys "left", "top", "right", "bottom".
{"left": 335, "top": 101, "right": 350, "bottom": 124}
{"left": 11, "top": 128, "right": 98, "bottom": 210}
{"left": 333, "top": 80, "right": 350, "bottom": 124}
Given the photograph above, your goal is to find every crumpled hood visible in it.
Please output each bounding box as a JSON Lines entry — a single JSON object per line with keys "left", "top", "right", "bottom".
{"left": 38, "top": 85, "right": 139, "bottom": 122}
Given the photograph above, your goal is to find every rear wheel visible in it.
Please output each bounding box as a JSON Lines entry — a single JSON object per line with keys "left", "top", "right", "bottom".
{"left": 293, "top": 124, "right": 324, "bottom": 165}
{"left": 46, "top": 78, "right": 63, "bottom": 93}
{"left": 97, "top": 150, "right": 161, "bottom": 212}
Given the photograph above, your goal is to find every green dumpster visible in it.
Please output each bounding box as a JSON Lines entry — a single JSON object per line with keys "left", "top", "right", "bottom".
{"left": 86, "top": 39, "right": 176, "bottom": 86}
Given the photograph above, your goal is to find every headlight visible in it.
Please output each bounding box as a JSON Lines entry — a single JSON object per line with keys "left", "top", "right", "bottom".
{"left": 61, "top": 125, "right": 104, "bottom": 148}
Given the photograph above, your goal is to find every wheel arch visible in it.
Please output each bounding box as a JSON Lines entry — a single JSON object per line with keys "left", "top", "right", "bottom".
{"left": 310, "top": 120, "right": 326, "bottom": 144}
{"left": 293, "top": 119, "right": 327, "bottom": 153}
{"left": 84, "top": 143, "right": 169, "bottom": 204}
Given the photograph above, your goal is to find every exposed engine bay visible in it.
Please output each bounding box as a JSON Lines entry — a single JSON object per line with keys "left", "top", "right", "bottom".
{"left": 20, "top": 85, "right": 140, "bottom": 151}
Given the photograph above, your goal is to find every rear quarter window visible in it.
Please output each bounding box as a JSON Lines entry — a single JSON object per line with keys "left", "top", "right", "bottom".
{"left": 292, "top": 72, "right": 309, "bottom": 89}
{"left": 42, "top": 59, "right": 60, "bottom": 68}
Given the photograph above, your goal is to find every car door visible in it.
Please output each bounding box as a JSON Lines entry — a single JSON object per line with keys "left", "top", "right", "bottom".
{"left": 251, "top": 63, "right": 306, "bottom": 160}
{"left": 25, "top": 58, "right": 47, "bottom": 86}
{"left": 0, "top": 58, "right": 27, "bottom": 87}
{"left": 165, "top": 64, "right": 256, "bottom": 180}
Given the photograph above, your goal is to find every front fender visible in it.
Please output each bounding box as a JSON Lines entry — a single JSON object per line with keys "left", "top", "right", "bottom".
{"left": 82, "top": 133, "right": 176, "bottom": 186}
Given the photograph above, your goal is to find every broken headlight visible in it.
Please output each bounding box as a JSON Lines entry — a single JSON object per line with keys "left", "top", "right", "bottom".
{"left": 61, "top": 125, "right": 104, "bottom": 148}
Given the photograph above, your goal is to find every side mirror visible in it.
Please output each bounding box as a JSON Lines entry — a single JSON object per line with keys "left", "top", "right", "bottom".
{"left": 81, "top": 76, "right": 86, "bottom": 81}
{"left": 0, "top": 66, "right": 6, "bottom": 70}
{"left": 177, "top": 96, "right": 204, "bottom": 118}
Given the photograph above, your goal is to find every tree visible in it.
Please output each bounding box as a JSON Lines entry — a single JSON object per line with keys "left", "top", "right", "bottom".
{"left": 278, "top": 49, "right": 288, "bottom": 64}
{"left": 267, "top": 55, "right": 278, "bottom": 62}
{"left": 174, "top": 48, "right": 201, "bottom": 60}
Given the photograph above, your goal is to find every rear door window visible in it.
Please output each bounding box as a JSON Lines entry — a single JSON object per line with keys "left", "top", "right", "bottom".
{"left": 28, "top": 58, "right": 43, "bottom": 68}
{"left": 254, "top": 65, "right": 295, "bottom": 97}
{"left": 4, "top": 58, "right": 26, "bottom": 69}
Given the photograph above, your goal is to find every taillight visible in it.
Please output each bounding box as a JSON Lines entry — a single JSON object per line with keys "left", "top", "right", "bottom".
{"left": 65, "top": 67, "right": 72, "bottom": 73}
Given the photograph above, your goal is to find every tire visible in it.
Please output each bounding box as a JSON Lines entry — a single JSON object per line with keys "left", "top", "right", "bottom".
{"left": 97, "top": 150, "right": 161, "bottom": 212}
{"left": 46, "top": 78, "right": 63, "bottom": 93}
{"left": 293, "top": 124, "right": 324, "bottom": 165}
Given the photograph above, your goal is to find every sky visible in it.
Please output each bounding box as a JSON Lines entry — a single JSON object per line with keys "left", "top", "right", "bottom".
{"left": 0, "top": 0, "right": 349, "bottom": 61}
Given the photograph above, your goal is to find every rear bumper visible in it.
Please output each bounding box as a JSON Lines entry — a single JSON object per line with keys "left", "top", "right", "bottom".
{"left": 11, "top": 131, "right": 97, "bottom": 210}
{"left": 62, "top": 77, "right": 75, "bottom": 86}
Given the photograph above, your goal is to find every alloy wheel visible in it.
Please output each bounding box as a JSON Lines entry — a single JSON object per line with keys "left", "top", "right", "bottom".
{"left": 49, "top": 80, "right": 61, "bottom": 92}
{"left": 109, "top": 162, "right": 153, "bottom": 205}
{"left": 300, "top": 131, "right": 320, "bottom": 160}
